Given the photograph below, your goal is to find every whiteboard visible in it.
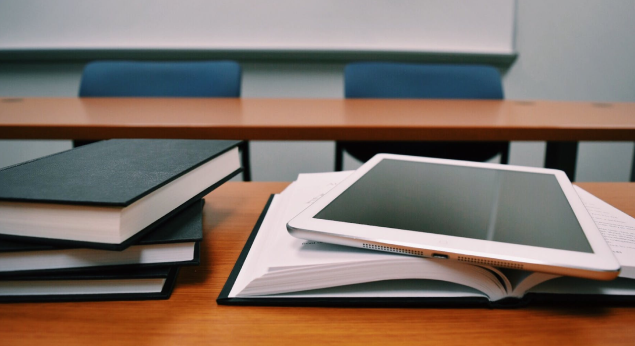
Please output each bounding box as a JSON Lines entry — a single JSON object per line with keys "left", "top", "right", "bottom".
{"left": 0, "top": 0, "right": 516, "bottom": 55}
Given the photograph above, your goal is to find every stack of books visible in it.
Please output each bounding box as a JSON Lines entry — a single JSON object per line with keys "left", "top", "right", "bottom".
{"left": 0, "top": 139, "right": 242, "bottom": 302}
{"left": 219, "top": 171, "right": 635, "bottom": 308}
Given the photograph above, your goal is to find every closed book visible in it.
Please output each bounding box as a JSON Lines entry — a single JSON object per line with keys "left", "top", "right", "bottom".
{"left": 0, "top": 266, "right": 180, "bottom": 303}
{"left": 0, "top": 199, "right": 204, "bottom": 276}
{"left": 0, "top": 139, "right": 241, "bottom": 250}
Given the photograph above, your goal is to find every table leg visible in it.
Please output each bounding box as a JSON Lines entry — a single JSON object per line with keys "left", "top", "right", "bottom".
{"left": 631, "top": 144, "right": 635, "bottom": 182}
{"left": 240, "top": 142, "right": 251, "bottom": 182}
{"left": 544, "top": 141, "right": 578, "bottom": 181}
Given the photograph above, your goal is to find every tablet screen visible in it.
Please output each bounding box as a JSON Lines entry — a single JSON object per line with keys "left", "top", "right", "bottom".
{"left": 315, "top": 159, "right": 593, "bottom": 253}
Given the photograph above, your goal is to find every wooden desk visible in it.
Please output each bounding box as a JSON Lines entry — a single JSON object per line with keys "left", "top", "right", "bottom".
{"left": 2, "top": 97, "right": 635, "bottom": 180}
{"left": 1, "top": 182, "right": 635, "bottom": 346}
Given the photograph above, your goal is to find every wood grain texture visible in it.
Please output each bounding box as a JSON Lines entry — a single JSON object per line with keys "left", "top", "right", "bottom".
{"left": 1, "top": 182, "right": 635, "bottom": 346}
{"left": 1, "top": 98, "right": 634, "bottom": 141}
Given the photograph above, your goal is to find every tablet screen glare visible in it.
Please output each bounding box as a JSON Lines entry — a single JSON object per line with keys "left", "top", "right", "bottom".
{"left": 315, "top": 159, "right": 593, "bottom": 253}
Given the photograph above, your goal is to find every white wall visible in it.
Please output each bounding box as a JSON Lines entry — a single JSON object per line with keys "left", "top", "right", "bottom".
{"left": 0, "top": 0, "right": 515, "bottom": 54}
{"left": 1, "top": 0, "right": 634, "bottom": 181}
{"left": 504, "top": 0, "right": 635, "bottom": 181}
{"left": 0, "top": 63, "right": 81, "bottom": 170}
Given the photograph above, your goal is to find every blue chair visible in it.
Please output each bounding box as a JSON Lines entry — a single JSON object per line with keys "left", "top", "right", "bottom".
{"left": 79, "top": 61, "right": 241, "bottom": 97}
{"left": 335, "top": 62, "right": 509, "bottom": 171}
{"left": 77, "top": 60, "right": 251, "bottom": 180}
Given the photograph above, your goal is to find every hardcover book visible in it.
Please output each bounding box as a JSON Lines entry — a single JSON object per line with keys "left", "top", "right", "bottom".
{"left": 0, "top": 266, "right": 180, "bottom": 303}
{"left": 0, "top": 139, "right": 241, "bottom": 250}
{"left": 218, "top": 172, "right": 635, "bottom": 307}
{"left": 0, "top": 199, "right": 205, "bottom": 275}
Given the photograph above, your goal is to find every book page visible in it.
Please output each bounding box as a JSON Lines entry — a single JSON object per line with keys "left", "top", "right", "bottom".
{"left": 266, "top": 171, "right": 401, "bottom": 269}
{"left": 239, "top": 256, "right": 508, "bottom": 300}
{"left": 228, "top": 185, "right": 291, "bottom": 297}
{"left": 504, "top": 269, "right": 560, "bottom": 298}
{"left": 229, "top": 174, "right": 360, "bottom": 297}
{"left": 233, "top": 171, "right": 508, "bottom": 300}
{"left": 268, "top": 279, "right": 486, "bottom": 299}
{"left": 574, "top": 186, "right": 635, "bottom": 279}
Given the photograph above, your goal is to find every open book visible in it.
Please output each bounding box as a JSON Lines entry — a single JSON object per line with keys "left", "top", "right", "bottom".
{"left": 218, "top": 172, "right": 635, "bottom": 307}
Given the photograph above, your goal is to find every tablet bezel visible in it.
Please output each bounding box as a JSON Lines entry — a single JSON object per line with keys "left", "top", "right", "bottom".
{"left": 287, "top": 154, "right": 620, "bottom": 280}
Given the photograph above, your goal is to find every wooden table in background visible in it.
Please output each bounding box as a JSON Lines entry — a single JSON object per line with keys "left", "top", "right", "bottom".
{"left": 2, "top": 97, "right": 635, "bottom": 180}
{"left": 1, "top": 182, "right": 635, "bottom": 346}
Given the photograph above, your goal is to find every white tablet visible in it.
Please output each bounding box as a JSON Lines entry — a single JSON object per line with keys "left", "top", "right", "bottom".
{"left": 287, "top": 154, "right": 620, "bottom": 280}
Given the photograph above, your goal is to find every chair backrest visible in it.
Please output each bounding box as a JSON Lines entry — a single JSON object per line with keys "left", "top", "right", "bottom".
{"left": 344, "top": 62, "right": 503, "bottom": 100}
{"left": 79, "top": 61, "right": 241, "bottom": 97}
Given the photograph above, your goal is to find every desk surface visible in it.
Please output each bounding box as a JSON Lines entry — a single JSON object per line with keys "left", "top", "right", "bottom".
{"left": 1, "top": 181, "right": 635, "bottom": 346}
{"left": 1, "top": 97, "right": 635, "bottom": 141}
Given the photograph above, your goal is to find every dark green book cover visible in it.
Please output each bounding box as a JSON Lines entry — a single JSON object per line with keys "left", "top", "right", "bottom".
{"left": 0, "top": 139, "right": 242, "bottom": 249}
{"left": 0, "top": 139, "right": 241, "bottom": 206}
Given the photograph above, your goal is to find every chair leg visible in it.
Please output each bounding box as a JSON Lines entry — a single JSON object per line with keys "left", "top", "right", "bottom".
{"left": 335, "top": 142, "right": 344, "bottom": 171}
{"left": 241, "top": 141, "right": 251, "bottom": 182}
{"left": 500, "top": 143, "right": 510, "bottom": 165}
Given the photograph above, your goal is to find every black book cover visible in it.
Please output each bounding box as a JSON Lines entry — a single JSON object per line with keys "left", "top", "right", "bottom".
{"left": 217, "top": 196, "right": 635, "bottom": 308}
{"left": 0, "top": 199, "right": 205, "bottom": 275}
{"left": 0, "top": 139, "right": 241, "bottom": 206}
{"left": 0, "top": 266, "right": 180, "bottom": 303}
{"left": 0, "top": 139, "right": 242, "bottom": 250}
